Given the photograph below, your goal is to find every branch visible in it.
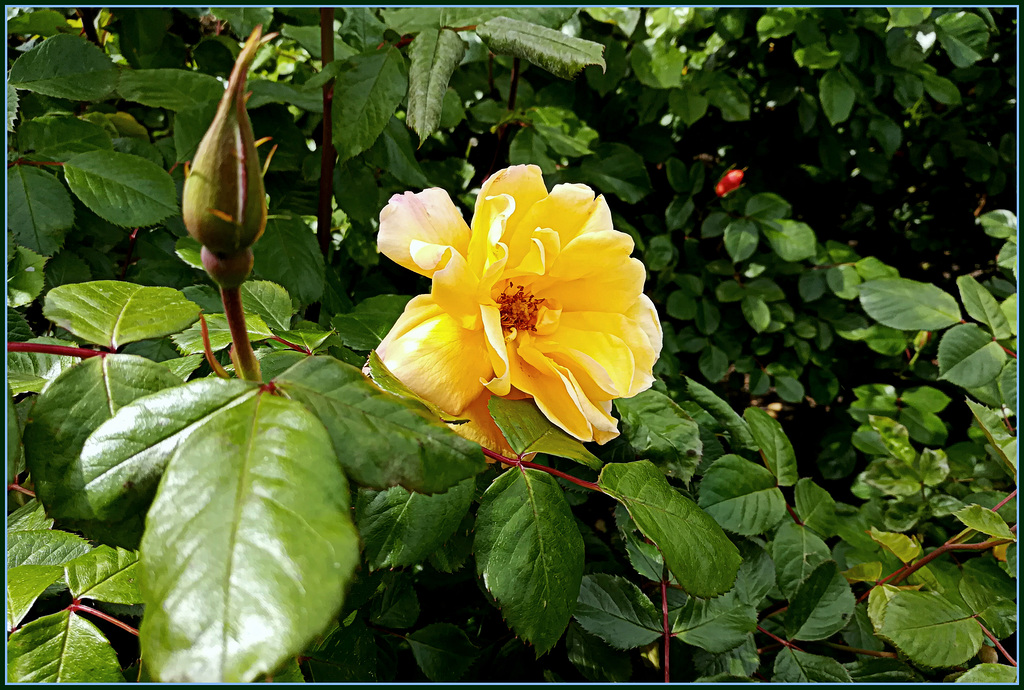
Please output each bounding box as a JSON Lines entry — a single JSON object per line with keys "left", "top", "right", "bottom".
{"left": 220, "top": 287, "right": 261, "bottom": 381}
{"left": 8, "top": 483, "right": 35, "bottom": 498}
{"left": 119, "top": 228, "right": 140, "bottom": 280}
{"left": 8, "top": 342, "right": 104, "bottom": 358}
{"left": 316, "top": 8, "right": 337, "bottom": 261}
{"left": 822, "top": 641, "right": 897, "bottom": 659}
{"left": 270, "top": 335, "right": 311, "bottom": 354}
{"left": 480, "top": 447, "right": 601, "bottom": 492}
{"left": 756, "top": 624, "right": 803, "bottom": 652}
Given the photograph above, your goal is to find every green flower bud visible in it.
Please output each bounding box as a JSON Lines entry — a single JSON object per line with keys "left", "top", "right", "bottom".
{"left": 183, "top": 26, "right": 269, "bottom": 255}
{"left": 201, "top": 246, "right": 253, "bottom": 290}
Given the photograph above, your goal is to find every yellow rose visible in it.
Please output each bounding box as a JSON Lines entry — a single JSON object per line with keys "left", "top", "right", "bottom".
{"left": 375, "top": 165, "right": 662, "bottom": 453}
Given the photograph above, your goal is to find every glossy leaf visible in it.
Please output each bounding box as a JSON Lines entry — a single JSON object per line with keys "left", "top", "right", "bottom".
{"left": 685, "top": 377, "right": 758, "bottom": 451}
{"left": 7, "top": 165, "right": 74, "bottom": 256}
{"left": 356, "top": 478, "right": 475, "bottom": 570}
{"left": 698, "top": 454, "right": 786, "bottom": 536}
{"left": 331, "top": 294, "right": 412, "bottom": 351}
{"left": 965, "top": 399, "right": 1016, "bottom": 478}
{"left": 874, "top": 590, "right": 983, "bottom": 668}
{"left": 23, "top": 355, "right": 181, "bottom": 528}
{"left": 955, "top": 663, "right": 1018, "bottom": 683}
{"left": 6, "top": 564, "right": 63, "bottom": 631}
{"left": 141, "top": 393, "right": 360, "bottom": 682}
{"left": 7, "top": 610, "right": 124, "bottom": 682}
{"left": 489, "top": 397, "right": 603, "bottom": 470}
{"left": 475, "top": 17, "right": 605, "bottom": 80}
{"left": 572, "top": 573, "right": 660, "bottom": 649}
{"left": 241, "top": 280, "right": 294, "bottom": 332}
{"left": 599, "top": 460, "right": 741, "bottom": 597}
{"left": 7, "top": 336, "right": 79, "bottom": 395}
{"left": 63, "top": 151, "right": 178, "bottom": 227}
{"left": 614, "top": 389, "right": 702, "bottom": 481}
{"left": 723, "top": 218, "right": 758, "bottom": 263}
{"left": 171, "top": 312, "right": 274, "bottom": 355}
{"left": 670, "top": 589, "right": 757, "bottom": 653}
{"left": 771, "top": 521, "right": 831, "bottom": 599}
{"left": 274, "top": 356, "right": 486, "bottom": 494}
{"left": 743, "top": 406, "right": 798, "bottom": 485}
{"left": 116, "top": 68, "right": 224, "bottom": 111}
{"left": 793, "top": 478, "right": 838, "bottom": 538}
{"left": 784, "top": 561, "right": 855, "bottom": 641}
{"left": 7, "top": 528, "right": 92, "bottom": 570}
{"left": 7, "top": 246, "right": 48, "bottom": 309}
{"left": 8, "top": 33, "right": 118, "bottom": 100}
{"left": 952, "top": 504, "right": 1015, "bottom": 541}
{"left": 819, "top": 70, "right": 855, "bottom": 126}
{"left": 937, "top": 324, "right": 1006, "bottom": 388}
{"left": 332, "top": 48, "right": 409, "bottom": 162}
{"left": 406, "top": 29, "right": 466, "bottom": 143}
{"left": 64, "top": 545, "right": 142, "bottom": 604}
{"left": 474, "top": 468, "right": 584, "bottom": 656}
{"left": 859, "top": 278, "right": 961, "bottom": 331}
{"left": 44, "top": 280, "right": 200, "bottom": 349}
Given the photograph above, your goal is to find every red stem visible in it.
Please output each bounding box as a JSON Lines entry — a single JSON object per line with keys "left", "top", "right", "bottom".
{"left": 481, "top": 447, "right": 601, "bottom": 492}
{"left": 785, "top": 503, "right": 803, "bottom": 525}
{"left": 661, "top": 578, "right": 670, "bottom": 683}
{"left": 68, "top": 601, "right": 138, "bottom": 637}
{"left": 316, "top": 8, "right": 337, "bottom": 260}
{"left": 270, "top": 335, "right": 311, "bottom": 354}
{"left": 119, "top": 228, "right": 140, "bottom": 280}
{"left": 8, "top": 483, "right": 35, "bottom": 497}
{"left": 7, "top": 342, "right": 104, "bottom": 358}
{"left": 992, "top": 489, "right": 1017, "bottom": 512}
{"left": 978, "top": 621, "right": 1017, "bottom": 667}
{"left": 7, "top": 159, "right": 64, "bottom": 168}
{"left": 995, "top": 341, "right": 1017, "bottom": 359}
{"left": 199, "top": 313, "right": 229, "bottom": 379}
{"left": 756, "top": 624, "right": 803, "bottom": 652}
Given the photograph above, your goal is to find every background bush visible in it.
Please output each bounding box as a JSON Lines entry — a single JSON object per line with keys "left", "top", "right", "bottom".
{"left": 6, "top": 7, "right": 1017, "bottom": 683}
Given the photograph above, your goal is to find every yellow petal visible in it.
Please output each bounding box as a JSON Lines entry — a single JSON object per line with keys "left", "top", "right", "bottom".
{"left": 430, "top": 248, "right": 483, "bottom": 329}
{"left": 480, "top": 304, "right": 511, "bottom": 396}
{"left": 478, "top": 165, "right": 548, "bottom": 241}
{"left": 537, "top": 325, "right": 636, "bottom": 400}
{"left": 535, "top": 254, "right": 646, "bottom": 314}
{"left": 375, "top": 295, "right": 491, "bottom": 415}
{"left": 378, "top": 189, "right": 471, "bottom": 278}
{"left": 623, "top": 294, "right": 663, "bottom": 395}
{"left": 504, "top": 184, "right": 611, "bottom": 270}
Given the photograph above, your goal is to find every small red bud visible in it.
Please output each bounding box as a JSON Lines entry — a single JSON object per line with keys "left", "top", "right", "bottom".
{"left": 715, "top": 169, "right": 745, "bottom": 198}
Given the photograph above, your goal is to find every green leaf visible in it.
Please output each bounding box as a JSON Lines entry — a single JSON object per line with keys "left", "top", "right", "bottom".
{"left": 874, "top": 590, "right": 983, "bottom": 668}
{"left": 698, "top": 454, "right": 786, "bottom": 536}
{"left": 794, "top": 42, "right": 840, "bottom": 70}
{"left": 274, "top": 356, "right": 486, "bottom": 494}
{"left": 7, "top": 245, "right": 47, "bottom": 308}
{"left": 406, "top": 29, "right": 466, "bottom": 144}
{"left": 953, "top": 504, "right": 1015, "bottom": 541}
{"left": 743, "top": 407, "right": 798, "bottom": 486}
{"left": 762, "top": 220, "right": 817, "bottom": 262}
{"left": 241, "top": 280, "right": 294, "bottom": 332}
{"left": 724, "top": 219, "right": 758, "bottom": 263}
{"left": 670, "top": 589, "right": 757, "bottom": 653}
{"left": 669, "top": 89, "right": 709, "bottom": 126}
{"left": 8, "top": 33, "right": 118, "bottom": 100}
{"left": 6, "top": 564, "right": 63, "bottom": 631}
{"left": 475, "top": 17, "right": 605, "bottom": 80}
{"left": 922, "top": 72, "right": 962, "bottom": 106}
{"left": 474, "top": 468, "right": 584, "bottom": 656}
{"left": 784, "top": 561, "right": 855, "bottom": 640}
{"left": 859, "top": 278, "right": 962, "bottom": 330}
{"left": 332, "top": 48, "right": 409, "bottom": 162}
{"left": 599, "top": 460, "right": 741, "bottom": 597}
{"left": 685, "top": 377, "right": 758, "bottom": 451}
{"left": 489, "top": 397, "right": 603, "bottom": 470}
{"left": 252, "top": 215, "right": 325, "bottom": 305}
{"left": 938, "top": 324, "right": 1006, "bottom": 388}
{"left": 23, "top": 355, "right": 181, "bottom": 532}
{"left": 771, "top": 521, "right": 831, "bottom": 599}
{"left": 956, "top": 663, "right": 1018, "bottom": 683}
{"left": 383, "top": 8, "right": 576, "bottom": 33}
{"left": 957, "top": 275, "right": 1011, "bottom": 340}
{"left": 7, "top": 610, "right": 124, "bottom": 682}
{"left": 171, "top": 312, "right": 274, "bottom": 355}
{"left": 573, "top": 573, "right": 660, "bottom": 650}
{"left": 64, "top": 545, "right": 142, "bottom": 604}
{"left": 614, "top": 389, "right": 702, "bottom": 482}
{"left": 773, "top": 648, "right": 852, "bottom": 682}
{"left": 7, "top": 337, "right": 78, "bottom": 395}
{"left": 979, "top": 209, "right": 1017, "bottom": 239}
{"left": 793, "top": 478, "right": 838, "bottom": 538}
{"left": 7, "top": 8, "right": 71, "bottom": 37}
{"left": 578, "top": 143, "right": 652, "bottom": 204}
{"left": 117, "top": 68, "right": 224, "bottom": 111}
{"left": 356, "top": 478, "right": 475, "bottom": 570}
{"left": 406, "top": 623, "right": 479, "bottom": 682}
{"left": 44, "top": 280, "right": 200, "bottom": 349}
{"left": 887, "top": 8, "right": 931, "bottom": 29}
{"left": 965, "top": 399, "right": 1016, "bottom": 478}
{"left": 7, "top": 528, "right": 92, "bottom": 570}
{"left": 331, "top": 295, "right": 413, "bottom": 351}
{"left": 818, "top": 70, "right": 855, "bottom": 126}
{"left": 6, "top": 385, "right": 18, "bottom": 484}
{"left": 141, "top": 393, "right": 360, "bottom": 682}
{"left": 63, "top": 151, "right": 177, "bottom": 228}
{"left": 935, "top": 11, "right": 989, "bottom": 68}
{"left": 7, "top": 165, "right": 74, "bottom": 256}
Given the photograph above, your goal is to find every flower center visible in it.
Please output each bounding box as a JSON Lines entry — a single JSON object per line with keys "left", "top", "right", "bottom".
{"left": 498, "top": 281, "right": 542, "bottom": 333}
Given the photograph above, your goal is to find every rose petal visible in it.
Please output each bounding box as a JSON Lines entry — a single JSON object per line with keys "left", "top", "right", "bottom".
{"left": 378, "top": 189, "right": 471, "bottom": 277}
